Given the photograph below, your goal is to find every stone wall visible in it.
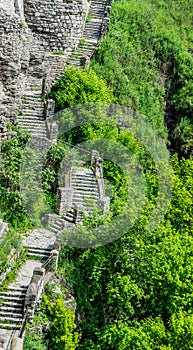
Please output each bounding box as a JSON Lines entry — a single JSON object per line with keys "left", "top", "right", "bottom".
{"left": 0, "top": 0, "right": 88, "bottom": 124}
{"left": 24, "top": 0, "right": 89, "bottom": 53}
{"left": 0, "top": 10, "right": 24, "bottom": 117}
{"left": 0, "top": 0, "right": 15, "bottom": 14}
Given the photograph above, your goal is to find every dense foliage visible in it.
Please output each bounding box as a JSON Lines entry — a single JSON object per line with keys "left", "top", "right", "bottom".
{"left": 92, "top": 0, "right": 193, "bottom": 155}
{"left": 55, "top": 0, "right": 193, "bottom": 348}
{"left": 1, "top": 0, "right": 193, "bottom": 349}
{"left": 50, "top": 66, "right": 114, "bottom": 111}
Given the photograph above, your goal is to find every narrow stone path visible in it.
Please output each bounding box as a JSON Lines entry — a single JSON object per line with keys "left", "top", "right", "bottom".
{"left": 0, "top": 1, "right": 113, "bottom": 347}
{"left": 17, "top": 0, "right": 111, "bottom": 137}
{"left": 0, "top": 229, "right": 56, "bottom": 348}
{"left": 9, "top": 261, "right": 43, "bottom": 289}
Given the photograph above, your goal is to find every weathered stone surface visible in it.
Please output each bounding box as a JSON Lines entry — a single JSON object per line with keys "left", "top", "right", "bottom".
{"left": 0, "top": 219, "right": 8, "bottom": 239}
{"left": 0, "top": 0, "right": 89, "bottom": 124}
{"left": 11, "top": 337, "right": 23, "bottom": 350}
{"left": 24, "top": 0, "right": 88, "bottom": 52}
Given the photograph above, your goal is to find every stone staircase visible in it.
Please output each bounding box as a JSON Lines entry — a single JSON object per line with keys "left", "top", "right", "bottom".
{"left": 0, "top": 287, "right": 27, "bottom": 330}
{"left": 48, "top": 166, "right": 100, "bottom": 233}
{"left": 67, "top": 0, "right": 108, "bottom": 65}
{"left": 17, "top": 91, "right": 47, "bottom": 138}
{"left": 16, "top": 0, "right": 110, "bottom": 138}
{"left": 72, "top": 167, "right": 99, "bottom": 210}
{"left": 62, "top": 167, "right": 100, "bottom": 224}
{"left": 0, "top": 228, "right": 57, "bottom": 346}
{"left": 0, "top": 0, "right": 112, "bottom": 345}
{"left": 26, "top": 246, "right": 53, "bottom": 261}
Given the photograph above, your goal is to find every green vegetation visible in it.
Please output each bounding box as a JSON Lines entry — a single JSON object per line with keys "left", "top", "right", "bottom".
{"left": 92, "top": 0, "right": 193, "bottom": 154}
{"left": 0, "top": 228, "right": 21, "bottom": 279}
{"left": 0, "top": 129, "right": 48, "bottom": 229}
{"left": 0, "top": 247, "right": 27, "bottom": 289}
{"left": 0, "top": 130, "right": 31, "bottom": 229}
{"left": 49, "top": 0, "right": 193, "bottom": 348}
{"left": 50, "top": 66, "right": 114, "bottom": 111}
{"left": 1, "top": 0, "right": 193, "bottom": 349}
{"left": 86, "top": 11, "right": 93, "bottom": 23}
{"left": 23, "top": 331, "right": 47, "bottom": 350}
{"left": 78, "top": 37, "right": 86, "bottom": 47}
{"left": 19, "top": 22, "right": 25, "bottom": 29}
{"left": 24, "top": 283, "right": 81, "bottom": 350}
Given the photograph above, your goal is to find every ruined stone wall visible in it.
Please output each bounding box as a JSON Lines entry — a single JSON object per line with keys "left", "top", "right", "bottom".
{"left": 0, "top": 0, "right": 15, "bottom": 14}
{"left": 0, "top": 9, "right": 26, "bottom": 117}
{"left": 24, "top": 0, "right": 88, "bottom": 52}
{"left": 0, "top": 0, "right": 88, "bottom": 128}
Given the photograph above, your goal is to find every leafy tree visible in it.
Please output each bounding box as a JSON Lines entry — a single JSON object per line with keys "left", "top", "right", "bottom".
{"left": 50, "top": 66, "right": 114, "bottom": 111}
{"left": 42, "top": 293, "right": 81, "bottom": 350}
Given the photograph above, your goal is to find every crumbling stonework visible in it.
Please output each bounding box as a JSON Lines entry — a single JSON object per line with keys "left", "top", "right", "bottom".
{"left": 24, "top": 0, "right": 88, "bottom": 52}
{"left": 0, "top": 219, "right": 8, "bottom": 240}
{"left": 0, "top": 0, "right": 89, "bottom": 124}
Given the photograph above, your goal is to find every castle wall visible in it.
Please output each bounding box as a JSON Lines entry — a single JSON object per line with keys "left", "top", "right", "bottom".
{"left": 24, "top": 0, "right": 88, "bottom": 52}
{"left": 0, "top": 0, "right": 88, "bottom": 121}
{"left": 0, "top": 0, "right": 15, "bottom": 15}
{"left": 0, "top": 9, "right": 25, "bottom": 116}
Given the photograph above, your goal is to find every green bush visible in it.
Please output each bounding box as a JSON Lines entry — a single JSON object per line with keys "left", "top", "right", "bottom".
{"left": 50, "top": 66, "right": 114, "bottom": 111}
{"left": 23, "top": 331, "right": 46, "bottom": 350}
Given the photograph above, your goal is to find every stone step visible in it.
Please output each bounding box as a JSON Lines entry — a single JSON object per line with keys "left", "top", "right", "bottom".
{"left": 19, "top": 112, "right": 44, "bottom": 118}
{"left": 27, "top": 246, "right": 53, "bottom": 253}
{"left": 85, "top": 33, "right": 100, "bottom": 40}
{"left": 0, "top": 311, "right": 23, "bottom": 319}
{"left": 73, "top": 181, "right": 98, "bottom": 187}
{"left": 50, "top": 224, "right": 63, "bottom": 233}
{"left": 50, "top": 226, "right": 60, "bottom": 234}
{"left": 73, "top": 197, "right": 99, "bottom": 204}
{"left": 27, "top": 248, "right": 51, "bottom": 258}
{"left": 17, "top": 118, "right": 46, "bottom": 124}
{"left": 73, "top": 177, "right": 97, "bottom": 183}
{"left": 73, "top": 183, "right": 98, "bottom": 189}
{"left": 0, "top": 322, "right": 21, "bottom": 330}
{"left": 0, "top": 302, "right": 24, "bottom": 310}
{"left": 91, "top": 10, "right": 105, "bottom": 16}
{"left": 72, "top": 171, "right": 95, "bottom": 176}
{"left": 0, "top": 306, "right": 23, "bottom": 313}
{"left": 17, "top": 117, "right": 46, "bottom": 123}
{"left": 67, "top": 60, "right": 81, "bottom": 66}
{"left": 73, "top": 195, "right": 98, "bottom": 201}
{"left": 8, "top": 286, "right": 28, "bottom": 293}
{"left": 64, "top": 215, "right": 74, "bottom": 223}
{"left": 23, "top": 91, "right": 42, "bottom": 96}
{"left": 78, "top": 43, "right": 96, "bottom": 49}
{"left": 91, "top": 6, "right": 105, "bottom": 11}
{"left": 19, "top": 109, "right": 44, "bottom": 116}
{"left": 17, "top": 124, "right": 46, "bottom": 130}
{"left": 0, "top": 295, "right": 25, "bottom": 302}
{"left": 77, "top": 48, "right": 95, "bottom": 55}
{"left": 85, "top": 22, "right": 102, "bottom": 28}
{"left": 17, "top": 126, "right": 47, "bottom": 134}
{"left": 22, "top": 101, "right": 43, "bottom": 107}
{"left": 74, "top": 189, "right": 99, "bottom": 195}
{"left": 0, "top": 316, "right": 22, "bottom": 324}
{"left": 85, "top": 28, "right": 101, "bottom": 34}
{"left": 17, "top": 123, "right": 46, "bottom": 129}
{"left": 72, "top": 197, "right": 99, "bottom": 202}
{"left": 85, "top": 23, "right": 102, "bottom": 29}
{"left": 0, "top": 291, "right": 25, "bottom": 298}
